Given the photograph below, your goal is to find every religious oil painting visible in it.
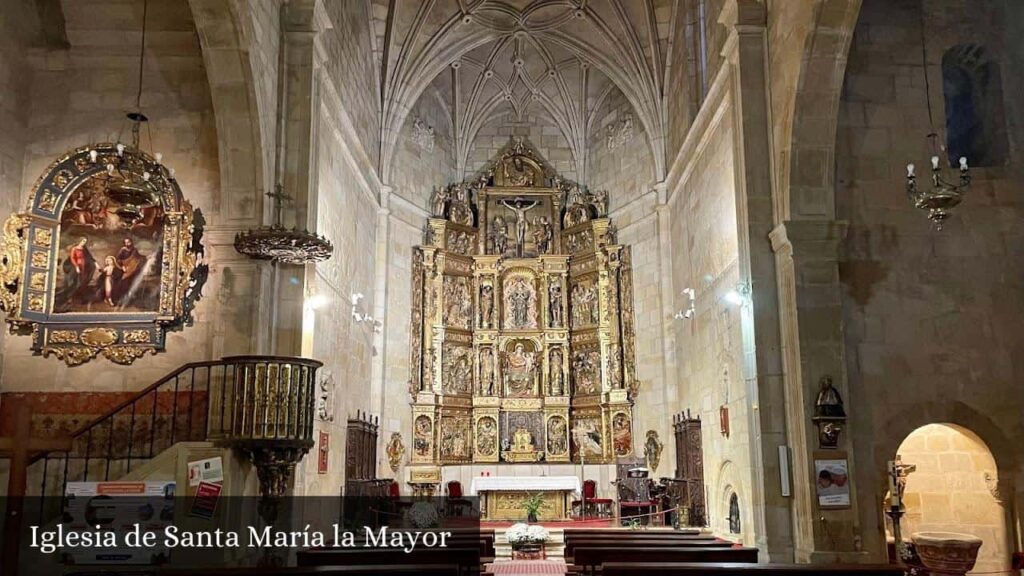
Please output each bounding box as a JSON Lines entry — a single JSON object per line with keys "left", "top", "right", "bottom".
{"left": 54, "top": 173, "right": 165, "bottom": 314}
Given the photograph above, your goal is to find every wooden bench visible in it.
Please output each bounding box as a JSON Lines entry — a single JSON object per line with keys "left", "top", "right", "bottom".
{"left": 600, "top": 563, "right": 904, "bottom": 576}
{"left": 153, "top": 566, "right": 462, "bottom": 576}
{"left": 296, "top": 546, "right": 481, "bottom": 574}
{"left": 572, "top": 546, "right": 759, "bottom": 576}
{"left": 564, "top": 537, "right": 734, "bottom": 559}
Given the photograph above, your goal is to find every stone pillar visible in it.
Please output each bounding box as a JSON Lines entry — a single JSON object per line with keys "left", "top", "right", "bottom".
{"left": 771, "top": 218, "right": 867, "bottom": 563}
{"left": 270, "top": 2, "right": 317, "bottom": 356}
{"left": 720, "top": 0, "right": 791, "bottom": 561}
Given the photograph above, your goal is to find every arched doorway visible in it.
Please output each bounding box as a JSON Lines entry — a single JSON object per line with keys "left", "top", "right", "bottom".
{"left": 884, "top": 423, "right": 1010, "bottom": 574}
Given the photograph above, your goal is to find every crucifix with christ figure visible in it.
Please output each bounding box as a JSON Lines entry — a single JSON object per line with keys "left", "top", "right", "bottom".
{"left": 500, "top": 197, "right": 539, "bottom": 257}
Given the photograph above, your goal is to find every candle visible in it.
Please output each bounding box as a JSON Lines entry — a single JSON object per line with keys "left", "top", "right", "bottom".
{"left": 931, "top": 156, "right": 939, "bottom": 170}
{"left": 906, "top": 163, "right": 915, "bottom": 177}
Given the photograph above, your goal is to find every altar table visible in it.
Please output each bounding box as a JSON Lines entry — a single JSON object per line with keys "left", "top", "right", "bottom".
{"left": 471, "top": 476, "right": 581, "bottom": 521}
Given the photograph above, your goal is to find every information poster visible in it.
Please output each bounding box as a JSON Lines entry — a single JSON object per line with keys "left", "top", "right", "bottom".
{"left": 63, "top": 481, "right": 176, "bottom": 565}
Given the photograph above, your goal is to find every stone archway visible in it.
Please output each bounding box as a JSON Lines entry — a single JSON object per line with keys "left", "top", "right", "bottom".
{"left": 885, "top": 423, "right": 1012, "bottom": 575}
{"left": 776, "top": 0, "right": 863, "bottom": 220}
{"left": 188, "top": 0, "right": 272, "bottom": 222}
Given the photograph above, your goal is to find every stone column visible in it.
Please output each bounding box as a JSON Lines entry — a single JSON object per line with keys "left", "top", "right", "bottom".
{"left": 770, "top": 219, "right": 868, "bottom": 563}
{"left": 720, "top": 0, "right": 791, "bottom": 561}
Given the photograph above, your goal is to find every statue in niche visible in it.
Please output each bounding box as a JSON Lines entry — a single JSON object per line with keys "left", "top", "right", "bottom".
{"left": 414, "top": 416, "right": 432, "bottom": 457}
{"left": 430, "top": 186, "right": 449, "bottom": 217}
{"left": 564, "top": 185, "right": 590, "bottom": 228}
{"left": 549, "top": 348, "right": 564, "bottom": 395}
{"left": 477, "top": 417, "right": 497, "bottom": 456}
{"left": 479, "top": 283, "right": 494, "bottom": 328}
{"left": 386, "top": 432, "right": 405, "bottom": 472}
{"left": 532, "top": 216, "right": 553, "bottom": 254}
{"left": 547, "top": 417, "right": 567, "bottom": 455}
{"left": 504, "top": 276, "right": 537, "bottom": 329}
{"left": 500, "top": 198, "right": 539, "bottom": 257}
{"left": 490, "top": 216, "right": 508, "bottom": 255}
{"left": 548, "top": 279, "right": 563, "bottom": 327}
{"left": 612, "top": 413, "right": 632, "bottom": 456}
{"left": 504, "top": 342, "right": 537, "bottom": 397}
{"left": 608, "top": 344, "right": 622, "bottom": 389}
{"left": 448, "top": 184, "right": 474, "bottom": 226}
{"left": 479, "top": 347, "right": 495, "bottom": 395}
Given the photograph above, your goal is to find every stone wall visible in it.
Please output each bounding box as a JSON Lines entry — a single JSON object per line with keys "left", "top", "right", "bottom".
{"left": 464, "top": 112, "right": 577, "bottom": 183}
{"left": 836, "top": 0, "right": 1024, "bottom": 560}
{"left": 667, "top": 104, "right": 756, "bottom": 545}
{"left": 389, "top": 91, "right": 456, "bottom": 209}
{"left": 588, "top": 88, "right": 658, "bottom": 212}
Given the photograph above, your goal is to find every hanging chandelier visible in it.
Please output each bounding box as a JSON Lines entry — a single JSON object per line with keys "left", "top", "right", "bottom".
{"left": 904, "top": 11, "right": 969, "bottom": 229}
{"left": 233, "top": 185, "right": 333, "bottom": 265}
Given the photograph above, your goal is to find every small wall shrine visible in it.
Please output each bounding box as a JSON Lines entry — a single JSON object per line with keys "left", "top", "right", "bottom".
{"left": 408, "top": 138, "right": 639, "bottom": 466}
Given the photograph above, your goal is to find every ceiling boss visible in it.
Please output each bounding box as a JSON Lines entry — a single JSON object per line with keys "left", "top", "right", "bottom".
{"left": 408, "top": 138, "right": 638, "bottom": 468}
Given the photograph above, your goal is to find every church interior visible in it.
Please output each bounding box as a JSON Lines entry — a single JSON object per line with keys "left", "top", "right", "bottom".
{"left": 0, "top": 0, "right": 1022, "bottom": 574}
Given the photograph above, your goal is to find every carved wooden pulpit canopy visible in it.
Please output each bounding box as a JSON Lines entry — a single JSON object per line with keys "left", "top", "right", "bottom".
{"left": 408, "top": 138, "right": 639, "bottom": 468}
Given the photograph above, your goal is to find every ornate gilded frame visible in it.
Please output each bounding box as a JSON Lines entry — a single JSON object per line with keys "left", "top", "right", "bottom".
{"left": 0, "top": 144, "right": 208, "bottom": 365}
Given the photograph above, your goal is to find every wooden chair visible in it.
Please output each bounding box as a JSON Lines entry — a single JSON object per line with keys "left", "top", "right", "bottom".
{"left": 616, "top": 477, "right": 660, "bottom": 525}
{"left": 571, "top": 479, "right": 613, "bottom": 518}
{"left": 445, "top": 480, "right": 473, "bottom": 516}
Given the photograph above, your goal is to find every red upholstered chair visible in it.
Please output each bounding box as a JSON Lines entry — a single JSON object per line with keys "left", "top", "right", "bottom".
{"left": 388, "top": 480, "right": 401, "bottom": 498}
{"left": 572, "top": 480, "right": 614, "bottom": 518}
{"left": 446, "top": 480, "right": 472, "bottom": 516}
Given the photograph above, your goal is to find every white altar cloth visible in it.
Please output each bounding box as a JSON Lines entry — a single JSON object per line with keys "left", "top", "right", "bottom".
{"left": 469, "top": 476, "right": 581, "bottom": 496}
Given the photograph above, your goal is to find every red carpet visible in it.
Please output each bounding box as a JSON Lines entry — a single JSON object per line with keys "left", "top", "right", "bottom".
{"left": 486, "top": 560, "right": 567, "bottom": 574}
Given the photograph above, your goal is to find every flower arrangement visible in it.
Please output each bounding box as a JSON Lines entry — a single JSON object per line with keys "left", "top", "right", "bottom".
{"left": 406, "top": 502, "right": 440, "bottom": 529}
{"left": 506, "top": 522, "right": 550, "bottom": 545}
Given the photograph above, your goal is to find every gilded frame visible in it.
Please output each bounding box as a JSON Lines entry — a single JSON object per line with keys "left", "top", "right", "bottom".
{"left": 0, "top": 144, "right": 208, "bottom": 365}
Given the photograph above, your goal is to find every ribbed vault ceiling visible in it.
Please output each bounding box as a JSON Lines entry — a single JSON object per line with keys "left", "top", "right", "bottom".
{"left": 372, "top": 0, "right": 676, "bottom": 184}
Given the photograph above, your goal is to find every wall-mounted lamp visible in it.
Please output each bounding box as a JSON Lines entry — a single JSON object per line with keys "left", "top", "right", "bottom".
{"left": 724, "top": 282, "right": 752, "bottom": 308}
{"left": 351, "top": 292, "right": 382, "bottom": 332}
{"left": 674, "top": 287, "right": 696, "bottom": 320}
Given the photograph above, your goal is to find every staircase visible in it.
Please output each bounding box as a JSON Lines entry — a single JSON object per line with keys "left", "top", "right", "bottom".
{"left": 24, "top": 355, "right": 320, "bottom": 509}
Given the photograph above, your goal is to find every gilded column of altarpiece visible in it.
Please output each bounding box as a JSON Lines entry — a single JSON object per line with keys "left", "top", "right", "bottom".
{"left": 408, "top": 140, "right": 639, "bottom": 467}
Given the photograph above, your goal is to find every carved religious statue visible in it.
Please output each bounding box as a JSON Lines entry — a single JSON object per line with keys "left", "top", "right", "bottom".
{"left": 643, "top": 430, "right": 663, "bottom": 472}
{"left": 504, "top": 343, "right": 537, "bottom": 397}
{"left": 613, "top": 412, "right": 632, "bottom": 456}
{"left": 549, "top": 348, "right": 564, "bottom": 395}
{"left": 491, "top": 216, "right": 508, "bottom": 254}
{"left": 479, "top": 283, "right": 494, "bottom": 328}
{"left": 479, "top": 347, "right": 495, "bottom": 395}
{"left": 431, "top": 186, "right": 449, "bottom": 217}
{"left": 547, "top": 418, "right": 568, "bottom": 456}
{"left": 501, "top": 198, "right": 539, "bottom": 257}
{"left": 532, "top": 216, "right": 553, "bottom": 254}
{"left": 548, "top": 279, "right": 563, "bottom": 327}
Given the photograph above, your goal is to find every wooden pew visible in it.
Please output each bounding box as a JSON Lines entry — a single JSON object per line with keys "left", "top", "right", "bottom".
{"left": 564, "top": 537, "right": 734, "bottom": 559}
{"left": 572, "top": 546, "right": 758, "bottom": 576}
{"left": 154, "top": 566, "right": 462, "bottom": 576}
{"left": 296, "top": 546, "right": 481, "bottom": 574}
{"left": 600, "top": 563, "right": 904, "bottom": 576}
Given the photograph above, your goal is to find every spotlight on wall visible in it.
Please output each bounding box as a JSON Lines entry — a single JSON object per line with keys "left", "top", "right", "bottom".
{"left": 305, "top": 293, "right": 330, "bottom": 311}
{"left": 723, "top": 282, "right": 751, "bottom": 308}
{"left": 674, "top": 288, "right": 696, "bottom": 320}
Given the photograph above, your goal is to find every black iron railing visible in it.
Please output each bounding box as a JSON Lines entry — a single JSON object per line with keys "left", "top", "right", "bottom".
{"left": 25, "top": 355, "right": 320, "bottom": 506}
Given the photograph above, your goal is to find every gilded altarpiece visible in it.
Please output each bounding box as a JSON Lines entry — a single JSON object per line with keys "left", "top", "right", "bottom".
{"left": 409, "top": 140, "right": 638, "bottom": 467}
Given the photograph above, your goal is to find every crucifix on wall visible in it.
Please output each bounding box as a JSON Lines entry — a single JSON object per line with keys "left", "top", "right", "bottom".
{"left": 500, "top": 197, "right": 539, "bottom": 257}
